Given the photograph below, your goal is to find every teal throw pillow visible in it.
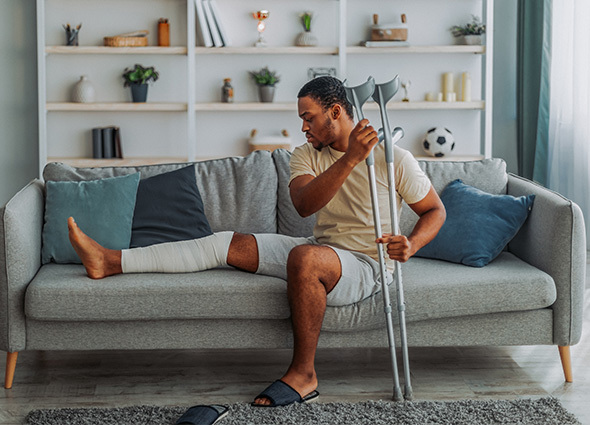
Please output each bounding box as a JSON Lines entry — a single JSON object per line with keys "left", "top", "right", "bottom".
{"left": 415, "top": 179, "right": 535, "bottom": 267}
{"left": 42, "top": 173, "right": 141, "bottom": 264}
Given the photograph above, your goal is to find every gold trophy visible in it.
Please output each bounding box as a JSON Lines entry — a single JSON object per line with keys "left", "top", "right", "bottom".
{"left": 253, "top": 10, "right": 269, "bottom": 47}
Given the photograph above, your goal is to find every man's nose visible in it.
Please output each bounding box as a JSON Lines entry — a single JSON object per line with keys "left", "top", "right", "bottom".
{"left": 301, "top": 121, "right": 309, "bottom": 132}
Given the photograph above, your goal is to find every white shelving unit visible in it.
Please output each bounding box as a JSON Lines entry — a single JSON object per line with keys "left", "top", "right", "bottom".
{"left": 37, "top": 0, "right": 493, "bottom": 174}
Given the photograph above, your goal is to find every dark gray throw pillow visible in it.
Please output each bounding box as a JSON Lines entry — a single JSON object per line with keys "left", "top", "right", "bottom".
{"left": 130, "top": 165, "right": 213, "bottom": 248}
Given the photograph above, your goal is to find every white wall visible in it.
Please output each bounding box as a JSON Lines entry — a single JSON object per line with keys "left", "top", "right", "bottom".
{"left": 0, "top": 0, "right": 39, "bottom": 207}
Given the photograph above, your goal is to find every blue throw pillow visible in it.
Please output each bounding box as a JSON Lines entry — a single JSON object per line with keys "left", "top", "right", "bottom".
{"left": 415, "top": 179, "right": 535, "bottom": 267}
{"left": 42, "top": 172, "right": 141, "bottom": 264}
{"left": 130, "top": 165, "right": 213, "bottom": 248}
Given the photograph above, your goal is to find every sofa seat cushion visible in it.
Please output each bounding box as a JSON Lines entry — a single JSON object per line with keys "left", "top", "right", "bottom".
{"left": 322, "top": 252, "right": 556, "bottom": 332}
{"left": 25, "top": 265, "right": 290, "bottom": 322}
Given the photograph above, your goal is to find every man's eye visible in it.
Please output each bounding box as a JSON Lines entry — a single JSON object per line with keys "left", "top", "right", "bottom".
{"left": 306, "top": 118, "right": 313, "bottom": 123}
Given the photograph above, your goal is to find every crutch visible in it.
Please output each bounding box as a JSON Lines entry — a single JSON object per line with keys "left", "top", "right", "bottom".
{"left": 373, "top": 76, "right": 413, "bottom": 400}
{"left": 343, "top": 77, "right": 404, "bottom": 402}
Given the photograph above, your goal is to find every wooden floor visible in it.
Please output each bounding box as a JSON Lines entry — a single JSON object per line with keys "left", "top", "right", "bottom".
{"left": 1, "top": 271, "right": 589, "bottom": 424}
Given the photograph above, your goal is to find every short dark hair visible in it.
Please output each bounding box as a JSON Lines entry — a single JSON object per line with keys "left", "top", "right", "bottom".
{"left": 297, "top": 76, "right": 354, "bottom": 120}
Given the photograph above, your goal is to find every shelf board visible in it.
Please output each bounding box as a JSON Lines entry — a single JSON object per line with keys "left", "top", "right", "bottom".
{"left": 194, "top": 101, "right": 484, "bottom": 112}
{"left": 415, "top": 155, "right": 485, "bottom": 162}
{"left": 47, "top": 102, "right": 188, "bottom": 112}
{"left": 347, "top": 45, "right": 485, "bottom": 54}
{"left": 194, "top": 46, "right": 339, "bottom": 55}
{"left": 48, "top": 157, "right": 190, "bottom": 167}
{"left": 364, "top": 101, "right": 485, "bottom": 110}
{"left": 46, "top": 46, "right": 188, "bottom": 55}
{"left": 195, "top": 102, "right": 297, "bottom": 111}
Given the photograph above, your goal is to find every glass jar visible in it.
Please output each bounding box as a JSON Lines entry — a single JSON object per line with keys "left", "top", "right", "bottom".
{"left": 221, "top": 78, "right": 234, "bottom": 103}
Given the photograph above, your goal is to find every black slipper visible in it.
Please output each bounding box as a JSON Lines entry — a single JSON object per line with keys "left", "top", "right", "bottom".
{"left": 175, "top": 404, "right": 228, "bottom": 425}
{"left": 252, "top": 380, "right": 320, "bottom": 407}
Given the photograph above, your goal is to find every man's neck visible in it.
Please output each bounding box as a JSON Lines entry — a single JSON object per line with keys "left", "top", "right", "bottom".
{"left": 329, "top": 121, "right": 354, "bottom": 152}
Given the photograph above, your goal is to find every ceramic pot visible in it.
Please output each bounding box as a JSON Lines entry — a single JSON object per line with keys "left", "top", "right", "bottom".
{"left": 130, "top": 84, "right": 148, "bottom": 102}
{"left": 258, "top": 85, "right": 275, "bottom": 103}
{"left": 295, "top": 31, "right": 318, "bottom": 47}
{"left": 71, "top": 75, "right": 95, "bottom": 103}
{"left": 463, "top": 35, "right": 483, "bottom": 45}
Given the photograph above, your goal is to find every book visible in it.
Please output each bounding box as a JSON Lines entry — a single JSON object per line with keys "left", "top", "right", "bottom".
{"left": 194, "top": 0, "right": 213, "bottom": 47}
{"left": 112, "top": 126, "right": 123, "bottom": 159}
{"left": 102, "top": 127, "right": 114, "bottom": 158}
{"left": 202, "top": 0, "right": 223, "bottom": 47}
{"left": 360, "top": 40, "right": 410, "bottom": 47}
{"left": 91, "top": 128, "right": 103, "bottom": 159}
{"left": 208, "top": 0, "right": 231, "bottom": 46}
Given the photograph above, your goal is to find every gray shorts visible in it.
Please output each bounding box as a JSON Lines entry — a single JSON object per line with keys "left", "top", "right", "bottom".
{"left": 253, "top": 233, "right": 391, "bottom": 307}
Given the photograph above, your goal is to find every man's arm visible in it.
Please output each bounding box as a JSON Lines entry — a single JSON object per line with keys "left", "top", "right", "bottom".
{"left": 376, "top": 186, "right": 446, "bottom": 262}
{"left": 290, "top": 119, "right": 378, "bottom": 217}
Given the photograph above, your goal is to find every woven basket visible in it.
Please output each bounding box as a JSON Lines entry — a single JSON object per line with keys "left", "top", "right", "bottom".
{"left": 103, "top": 36, "right": 148, "bottom": 47}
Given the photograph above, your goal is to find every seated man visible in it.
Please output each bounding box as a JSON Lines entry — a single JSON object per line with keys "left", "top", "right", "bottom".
{"left": 68, "top": 76, "right": 445, "bottom": 407}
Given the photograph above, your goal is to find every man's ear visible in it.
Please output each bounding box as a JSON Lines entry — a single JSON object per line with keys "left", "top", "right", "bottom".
{"left": 331, "top": 104, "right": 342, "bottom": 120}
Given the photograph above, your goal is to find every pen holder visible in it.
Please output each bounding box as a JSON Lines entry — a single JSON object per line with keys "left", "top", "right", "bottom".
{"left": 158, "top": 22, "right": 170, "bottom": 47}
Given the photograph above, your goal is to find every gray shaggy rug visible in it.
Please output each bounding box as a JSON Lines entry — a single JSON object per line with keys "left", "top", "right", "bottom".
{"left": 25, "top": 397, "right": 581, "bottom": 425}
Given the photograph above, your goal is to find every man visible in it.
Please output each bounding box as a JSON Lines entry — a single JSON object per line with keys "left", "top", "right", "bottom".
{"left": 68, "top": 76, "right": 445, "bottom": 407}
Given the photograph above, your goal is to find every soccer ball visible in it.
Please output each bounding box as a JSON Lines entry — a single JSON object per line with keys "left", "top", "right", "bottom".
{"left": 422, "top": 127, "right": 455, "bottom": 158}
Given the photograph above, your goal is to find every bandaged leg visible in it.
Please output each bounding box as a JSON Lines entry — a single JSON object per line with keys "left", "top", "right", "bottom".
{"left": 121, "top": 231, "right": 234, "bottom": 273}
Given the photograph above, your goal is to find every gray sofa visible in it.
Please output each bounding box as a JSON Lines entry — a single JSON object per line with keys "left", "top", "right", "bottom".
{"left": 0, "top": 150, "right": 586, "bottom": 389}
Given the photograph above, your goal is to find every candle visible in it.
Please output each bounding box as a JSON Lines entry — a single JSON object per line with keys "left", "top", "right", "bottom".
{"left": 425, "top": 92, "right": 435, "bottom": 101}
{"left": 443, "top": 72, "right": 454, "bottom": 101}
{"left": 437, "top": 92, "right": 443, "bottom": 102}
{"left": 462, "top": 72, "right": 472, "bottom": 102}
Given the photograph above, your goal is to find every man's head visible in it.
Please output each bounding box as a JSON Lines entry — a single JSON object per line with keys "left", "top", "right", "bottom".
{"left": 297, "top": 76, "right": 354, "bottom": 151}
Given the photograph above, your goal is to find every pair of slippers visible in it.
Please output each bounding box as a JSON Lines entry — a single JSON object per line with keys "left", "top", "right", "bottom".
{"left": 175, "top": 380, "right": 320, "bottom": 424}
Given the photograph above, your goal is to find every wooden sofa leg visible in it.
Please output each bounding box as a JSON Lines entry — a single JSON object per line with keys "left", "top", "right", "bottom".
{"left": 558, "top": 345, "right": 573, "bottom": 383}
{"left": 5, "top": 352, "right": 18, "bottom": 389}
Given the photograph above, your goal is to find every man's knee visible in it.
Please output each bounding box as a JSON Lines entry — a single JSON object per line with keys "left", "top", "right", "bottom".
{"left": 287, "top": 245, "right": 341, "bottom": 282}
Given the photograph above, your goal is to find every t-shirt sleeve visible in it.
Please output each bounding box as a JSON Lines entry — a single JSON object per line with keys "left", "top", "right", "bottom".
{"left": 289, "top": 144, "right": 317, "bottom": 185}
{"left": 396, "top": 149, "right": 432, "bottom": 205}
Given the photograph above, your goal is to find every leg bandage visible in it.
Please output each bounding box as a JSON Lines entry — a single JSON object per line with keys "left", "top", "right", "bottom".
{"left": 121, "top": 231, "right": 234, "bottom": 273}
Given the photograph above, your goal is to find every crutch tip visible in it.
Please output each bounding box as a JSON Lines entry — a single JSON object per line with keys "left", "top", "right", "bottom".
{"left": 404, "top": 387, "right": 414, "bottom": 401}
{"left": 392, "top": 388, "right": 404, "bottom": 402}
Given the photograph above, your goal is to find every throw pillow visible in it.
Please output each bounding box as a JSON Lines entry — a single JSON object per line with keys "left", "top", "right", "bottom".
{"left": 130, "top": 164, "right": 213, "bottom": 248}
{"left": 415, "top": 179, "right": 535, "bottom": 267}
{"left": 42, "top": 172, "right": 141, "bottom": 264}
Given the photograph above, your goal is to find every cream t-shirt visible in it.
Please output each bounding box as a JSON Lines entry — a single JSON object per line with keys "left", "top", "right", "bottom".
{"left": 289, "top": 142, "right": 431, "bottom": 269}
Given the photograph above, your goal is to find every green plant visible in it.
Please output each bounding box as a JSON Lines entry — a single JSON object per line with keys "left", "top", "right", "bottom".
{"left": 249, "top": 67, "right": 280, "bottom": 86}
{"left": 450, "top": 15, "right": 486, "bottom": 37}
{"left": 122, "top": 64, "right": 159, "bottom": 87}
{"left": 300, "top": 11, "right": 313, "bottom": 32}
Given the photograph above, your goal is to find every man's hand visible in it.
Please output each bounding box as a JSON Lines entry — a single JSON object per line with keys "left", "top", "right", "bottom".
{"left": 376, "top": 233, "right": 413, "bottom": 263}
{"left": 343, "top": 119, "right": 379, "bottom": 166}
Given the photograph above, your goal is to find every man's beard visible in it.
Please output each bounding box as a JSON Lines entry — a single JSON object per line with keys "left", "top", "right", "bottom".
{"left": 312, "top": 116, "right": 336, "bottom": 151}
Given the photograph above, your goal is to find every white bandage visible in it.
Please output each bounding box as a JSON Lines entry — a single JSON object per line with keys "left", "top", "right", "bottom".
{"left": 121, "top": 231, "right": 234, "bottom": 273}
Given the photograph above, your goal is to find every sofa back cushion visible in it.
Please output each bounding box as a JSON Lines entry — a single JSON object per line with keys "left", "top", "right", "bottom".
{"left": 272, "top": 149, "right": 316, "bottom": 237}
{"left": 43, "top": 150, "right": 279, "bottom": 235}
{"left": 400, "top": 158, "right": 508, "bottom": 235}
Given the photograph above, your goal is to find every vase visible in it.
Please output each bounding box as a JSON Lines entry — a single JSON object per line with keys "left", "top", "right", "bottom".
{"left": 71, "top": 75, "right": 95, "bottom": 103}
{"left": 463, "top": 35, "right": 483, "bottom": 45}
{"left": 258, "top": 85, "right": 275, "bottom": 103}
{"left": 295, "top": 31, "right": 318, "bottom": 47}
{"left": 130, "top": 84, "right": 148, "bottom": 102}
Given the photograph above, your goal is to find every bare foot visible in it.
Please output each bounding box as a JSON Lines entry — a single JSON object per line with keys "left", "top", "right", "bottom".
{"left": 67, "top": 217, "right": 122, "bottom": 279}
{"left": 253, "top": 370, "right": 318, "bottom": 406}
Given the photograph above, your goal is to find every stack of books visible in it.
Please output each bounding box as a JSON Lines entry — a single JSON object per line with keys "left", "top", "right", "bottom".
{"left": 195, "top": 0, "right": 231, "bottom": 47}
{"left": 91, "top": 126, "right": 123, "bottom": 159}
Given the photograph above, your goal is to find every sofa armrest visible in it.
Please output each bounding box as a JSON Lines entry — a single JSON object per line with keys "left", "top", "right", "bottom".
{"left": 507, "top": 173, "right": 586, "bottom": 346}
{"left": 0, "top": 179, "right": 44, "bottom": 352}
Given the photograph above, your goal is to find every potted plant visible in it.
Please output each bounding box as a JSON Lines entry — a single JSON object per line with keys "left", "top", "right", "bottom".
{"left": 249, "top": 66, "right": 280, "bottom": 102}
{"left": 450, "top": 15, "right": 485, "bottom": 45}
{"left": 295, "top": 11, "right": 318, "bottom": 47}
{"left": 122, "top": 64, "right": 159, "bottom": 102}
